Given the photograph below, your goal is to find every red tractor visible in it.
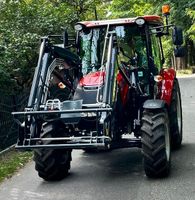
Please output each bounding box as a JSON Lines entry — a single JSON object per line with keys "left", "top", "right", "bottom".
{"left": 13, "top": 5, "right": 183, "bottom": 180}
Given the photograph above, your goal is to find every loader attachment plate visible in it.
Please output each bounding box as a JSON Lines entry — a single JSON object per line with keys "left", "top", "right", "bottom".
{"left": 12, "top": 107, "right": 112, "bottom": 150}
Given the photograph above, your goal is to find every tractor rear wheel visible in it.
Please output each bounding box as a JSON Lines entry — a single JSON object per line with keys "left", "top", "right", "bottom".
{"left": 34, "top": 121, "right": 72, "bottom": 181}
{"left": 169, "top": 78, "right": 183, "bottom": 149}
{"left": 141, "top": 109, "right": 171, "bottom": 178}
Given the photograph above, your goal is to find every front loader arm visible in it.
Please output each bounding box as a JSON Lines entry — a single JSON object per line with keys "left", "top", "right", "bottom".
{"left": 28, "top": 37, "right": 50, "bottom": 110}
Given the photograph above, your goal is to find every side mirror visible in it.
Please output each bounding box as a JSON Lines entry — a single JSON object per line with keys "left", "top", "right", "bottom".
{"left": 172, "top": 26, "right": 183, "bottom": 45}
{"left": 174, "top": 46, "right": 186, "bottom": 57}
{"left": 63, "top": 29, "right": 69, "bottom": 48}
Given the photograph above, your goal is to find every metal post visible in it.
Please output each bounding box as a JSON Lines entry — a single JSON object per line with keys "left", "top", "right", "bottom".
{"left": 103, "top": 33, "right": 113, "bottom": 104}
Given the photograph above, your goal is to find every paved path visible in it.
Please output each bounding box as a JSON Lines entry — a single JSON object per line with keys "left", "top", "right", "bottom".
{"left": 0, "top": 77, "right": 195, "bottom": 200}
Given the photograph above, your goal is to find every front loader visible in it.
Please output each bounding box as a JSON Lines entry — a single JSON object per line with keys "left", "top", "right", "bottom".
{"left": 13, "top": 5, "right": 184, "bottom": 180}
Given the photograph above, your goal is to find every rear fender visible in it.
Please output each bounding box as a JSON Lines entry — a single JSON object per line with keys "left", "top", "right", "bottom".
{"left": 159, "top": 68, "right": 176, "bottom": 106}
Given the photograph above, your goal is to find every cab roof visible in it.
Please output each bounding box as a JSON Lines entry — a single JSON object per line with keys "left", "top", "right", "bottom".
{"left": 78, "top": 15, "right": 163, "bottom": 28}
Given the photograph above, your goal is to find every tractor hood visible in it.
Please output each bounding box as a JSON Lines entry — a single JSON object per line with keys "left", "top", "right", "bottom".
{"left": 79, "top": 71, "right": 105, "bottom": 87}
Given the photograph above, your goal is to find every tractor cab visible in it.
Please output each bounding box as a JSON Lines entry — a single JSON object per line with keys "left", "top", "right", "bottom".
{"left": 76, "top": 16, "right": 162, "bottom": 74}
{"left": 73, "top": 16, "right": 164, "bottom": 106}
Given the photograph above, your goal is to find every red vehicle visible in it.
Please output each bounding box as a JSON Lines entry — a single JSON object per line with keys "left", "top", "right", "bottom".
{"left": 13, "top": 5, "right": 183, "bottom": 180}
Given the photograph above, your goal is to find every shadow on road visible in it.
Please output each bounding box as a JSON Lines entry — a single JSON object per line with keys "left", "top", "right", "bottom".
{"left": 171, "top": 142, "right": 195, "bottom": 176}
{"left": 82, "top": 148, "right": 143, "bottom": 177}
{"left": 39, "top": 141, "right": 195, "bottom": 187}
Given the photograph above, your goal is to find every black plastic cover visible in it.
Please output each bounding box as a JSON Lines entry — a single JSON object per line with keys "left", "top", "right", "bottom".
{"left": 143, "top": 99, "right": 166, "bottom": 109}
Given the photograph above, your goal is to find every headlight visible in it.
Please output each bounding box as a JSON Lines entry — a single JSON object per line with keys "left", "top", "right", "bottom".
{"left": 74, "top": 24, "right": 83, "bottom": 31}
{"left": 135, "top": 18, "right": 145, "bottom": 26}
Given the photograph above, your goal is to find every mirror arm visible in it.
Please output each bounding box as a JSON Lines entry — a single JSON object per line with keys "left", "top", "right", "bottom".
{"left": 159, "top": 36, "right": 165, "bottom": 64}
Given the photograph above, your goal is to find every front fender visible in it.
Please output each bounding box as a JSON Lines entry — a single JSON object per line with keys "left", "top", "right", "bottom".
{"left": 159, "top": 68, "right": 176, "bottom": 106}
{"left": 143, "top": 99, "right": 166, "bottom": 110}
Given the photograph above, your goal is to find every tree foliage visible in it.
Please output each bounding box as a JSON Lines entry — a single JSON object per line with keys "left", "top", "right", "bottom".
{"left": 108, "top": 0, "right": 152, "bottom": 18}
{"left": 187, "top": 9, "right": 195, "bottom": 41}
{"left": 0, "top": 0, "right": 194, "bottom": 93}
{"left": 0, "top": 0, "right": 70, "bottom": 93}
{"left": 0, "top": 0, "right": 107, "bottom": 93}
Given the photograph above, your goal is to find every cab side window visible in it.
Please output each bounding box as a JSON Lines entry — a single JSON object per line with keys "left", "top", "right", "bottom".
{"left": 151, "top": 34, "right": 162, "bottom": 71}
{"left": 116, "top": 26, "right": 147, "bottom": 68}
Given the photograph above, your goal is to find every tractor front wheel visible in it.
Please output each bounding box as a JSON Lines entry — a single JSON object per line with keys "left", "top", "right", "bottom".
{"left": 141, "top": 109, "right": 171, "bottom": 178}
{"left": 34, "top": 121, "right": 72, "bottom": 181}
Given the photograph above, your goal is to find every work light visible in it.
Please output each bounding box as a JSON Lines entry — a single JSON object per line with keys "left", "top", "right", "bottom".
{"left": 135, "top": 18, "right": 145, "bottom": 26}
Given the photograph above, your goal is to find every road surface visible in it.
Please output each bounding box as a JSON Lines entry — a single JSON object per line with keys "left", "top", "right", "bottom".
{"left": 0, "top": 76, "right": 195, "bottom": 200}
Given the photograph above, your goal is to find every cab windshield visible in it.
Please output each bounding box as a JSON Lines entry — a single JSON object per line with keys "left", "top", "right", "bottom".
{"left": 79, "top": 25, "right": 147, "bottom": 75}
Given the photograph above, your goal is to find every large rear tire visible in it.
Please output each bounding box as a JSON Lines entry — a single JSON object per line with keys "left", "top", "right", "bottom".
{"left": 169, "top": 78, "right": 183, "bottom": 149}
{"left": 141, "top": 109, "right": 171, "bottom": 178}
{"left": 34, "top": 121, "right": 72, "bottom": 181}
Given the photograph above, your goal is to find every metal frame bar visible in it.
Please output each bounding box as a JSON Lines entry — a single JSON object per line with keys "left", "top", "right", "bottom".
{"left": 15, "top": 138, "right": 142, "bottom": 150}
{"left": 12, "top": 107, "right": 112, "bottom": 116}
{"left": 25, "top": 135, "right": 110, "bottom": 142}
{"left": 16, "top": 135, "right": 112, "bottom": 150}
{"left": 16, "top": 143, "right": 106, "bottom": 150}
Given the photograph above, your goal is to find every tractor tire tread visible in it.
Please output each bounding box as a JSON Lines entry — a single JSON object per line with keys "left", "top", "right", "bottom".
{"left": 34, "top": 122, "right": 71, "bottom": 181}
{"left": 141, "top": 109, "right": 171, "bottom": 178}
{"left": 169, "top": 78, "right": 183, "bottom": 149}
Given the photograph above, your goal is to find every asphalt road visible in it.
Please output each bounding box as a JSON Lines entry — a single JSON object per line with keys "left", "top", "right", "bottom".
{"left": 1, "top": 76, "right": 195, "bottom": 200}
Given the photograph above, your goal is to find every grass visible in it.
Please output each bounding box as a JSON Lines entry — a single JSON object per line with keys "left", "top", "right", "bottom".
{"left": 0, "top": 150, "right": 33, "bottom": 183}
{"left": 176, "top": 68, "right": 193, "bottom": 76}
